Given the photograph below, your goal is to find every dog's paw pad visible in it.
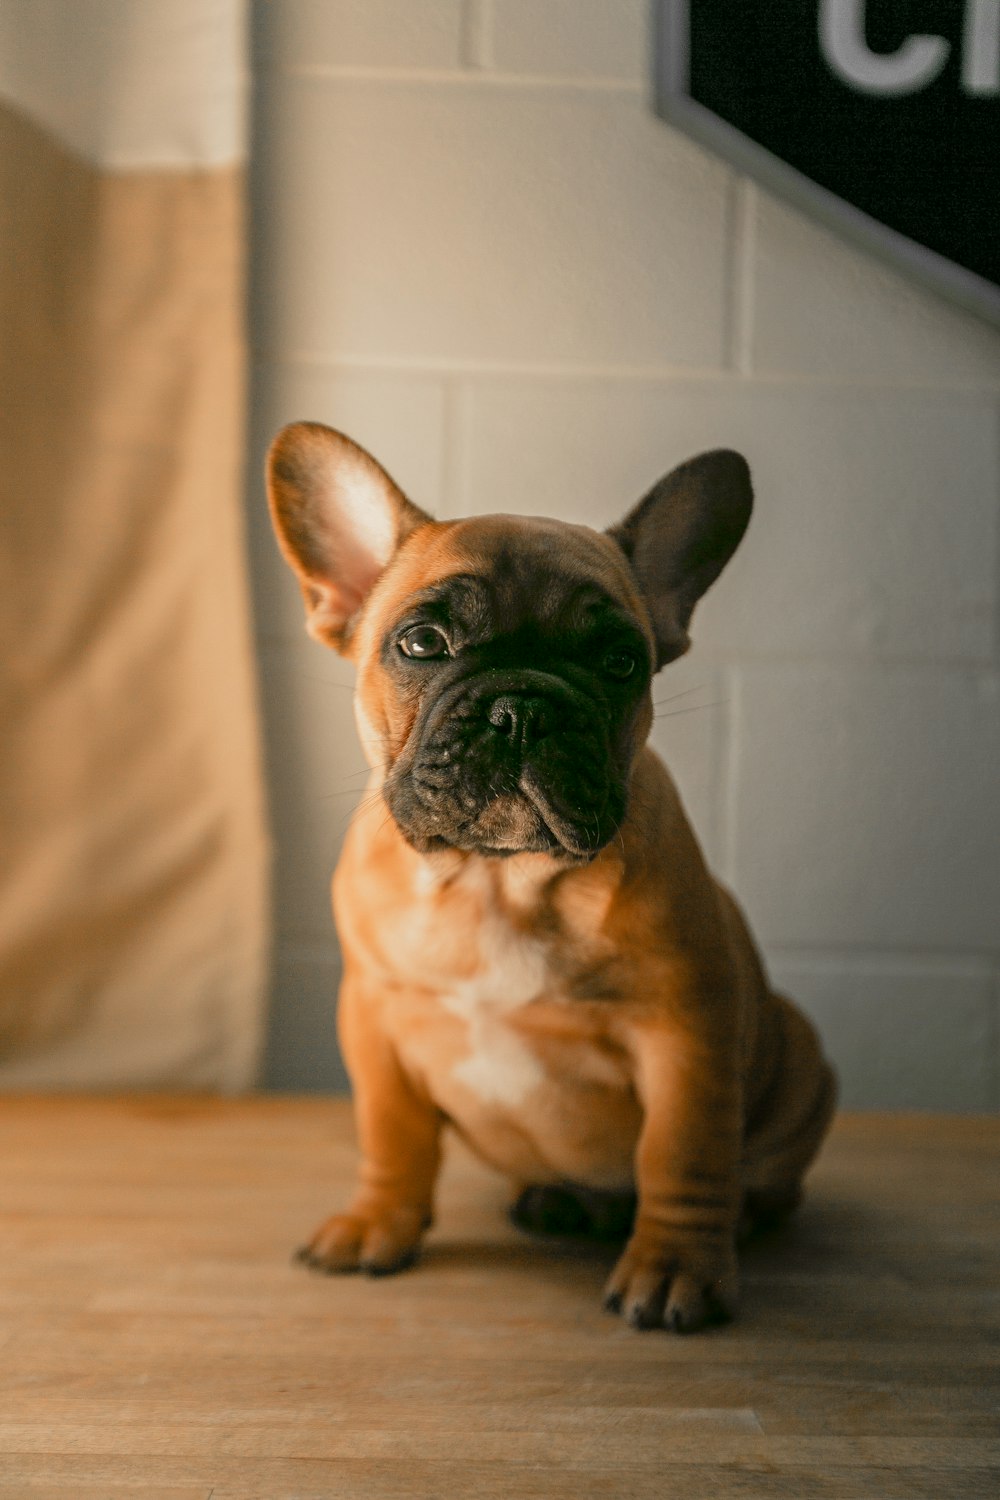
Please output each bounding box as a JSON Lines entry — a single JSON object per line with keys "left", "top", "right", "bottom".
{"left": 603, "top": 1242, "right": 738, "bottom": 1334}
{"left": 295, "top": 1208, "right": 427, "bottom": 1278}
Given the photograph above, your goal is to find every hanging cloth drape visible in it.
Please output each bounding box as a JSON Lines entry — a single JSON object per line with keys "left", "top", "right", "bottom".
{"left": 0, "top": 1, "right": 268, "bottom": 1088}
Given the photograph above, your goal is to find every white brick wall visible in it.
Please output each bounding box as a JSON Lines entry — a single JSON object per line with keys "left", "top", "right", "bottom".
{"left": 249, "top": 0, "right": 1000, "bottom": 1108}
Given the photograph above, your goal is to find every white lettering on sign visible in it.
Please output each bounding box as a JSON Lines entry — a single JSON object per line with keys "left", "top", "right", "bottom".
{"left": 819, "top": 0, "right": 950, "bottom": 94}
{"left": 819, "top": 0, "right": 1000, "bottom": 96}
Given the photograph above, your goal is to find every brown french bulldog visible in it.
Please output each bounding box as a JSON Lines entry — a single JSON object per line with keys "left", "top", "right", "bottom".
{"left": 266, "top": 421, "right": 836, "bottom": 1332}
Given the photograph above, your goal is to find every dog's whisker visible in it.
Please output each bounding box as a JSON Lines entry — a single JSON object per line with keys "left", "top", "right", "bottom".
{"left": 651, "top": 682, "right": 711, "bottom": 709}
{"left": 327, "top": 789, "right": 386, "bottom": 823}
{"left": 332, "top": 769, "right": 378, "bottom": 786}
{"left": 653, "top": 701, "right": 722, "bottom": 721}
{"left": 331, "top": 791, "right": 390, "bottom": 838}
{"left": 318, "top": 777, "right": 378, "bottom": 800}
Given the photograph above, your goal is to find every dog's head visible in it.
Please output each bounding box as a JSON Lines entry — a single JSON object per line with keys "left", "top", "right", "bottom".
{"left": 267, "top": 423, "right": 751, "bottom": 862}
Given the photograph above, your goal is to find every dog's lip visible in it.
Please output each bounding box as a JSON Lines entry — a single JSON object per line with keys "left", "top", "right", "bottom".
{"left": 518, "top": 769, "right": 605, "bottom": 859}
{"left": 469, "top": 791, "right": 552, "bottom": 852}
{"left": 446, "top": 786, "right": 599, "bottom": 862}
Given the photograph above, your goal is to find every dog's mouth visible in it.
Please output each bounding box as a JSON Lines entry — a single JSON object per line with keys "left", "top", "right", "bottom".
{"left": 464, "top": 778, "right": 606, "bottom": 861}
{"left": 386, "top": 762, "right": 621, "bottom": 863}
{"left": 469, "top": 791, "right": 549, "bottom": 852}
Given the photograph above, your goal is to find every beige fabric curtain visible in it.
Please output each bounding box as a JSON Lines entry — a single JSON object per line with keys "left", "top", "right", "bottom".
{"left": 0, "top": 1, "right": 268, "bottom": 1088}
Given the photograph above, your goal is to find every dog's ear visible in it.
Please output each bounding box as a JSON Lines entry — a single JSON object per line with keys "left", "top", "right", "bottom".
{"left": 607, "top": 450, "right": 752, "bottom": 669}
{"left": 266, "top": 422, "right": 433, "bottom": 651}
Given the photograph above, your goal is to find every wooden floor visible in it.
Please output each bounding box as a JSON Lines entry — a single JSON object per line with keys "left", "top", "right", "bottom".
{"left": 0, "top": 1098, "right": 997, "bottom": 1500}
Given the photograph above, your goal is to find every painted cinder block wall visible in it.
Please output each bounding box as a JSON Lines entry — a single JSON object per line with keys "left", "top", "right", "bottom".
{"left": 247, "top": 0, "right": 1000, "bottom": 1108}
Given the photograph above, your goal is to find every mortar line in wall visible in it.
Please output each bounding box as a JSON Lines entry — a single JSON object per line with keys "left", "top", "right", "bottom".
{"left": 251, "top": 352, "right": 737, "bottom": 381}
{"left": 254, "top": 628, "right": 1000, "bottom": 673}
{"left": 764, "top": 944, "right": 999, "bottom": 972}
{"left": 717, "top": 663, "right": 742, "bottom": 885}
{"left": 989, "top": 965, "right": 1000, "bottom": 1109}
{"left": 727, "top": 177, "right": 757, "bottom": 376}
{"left": 702, "top": 663, "right": 730, "bottom": 879}
{"left": 688, "top": 652, "right": 1000, "bottom": 672}
{"left": 720, "top": 176, "right": 738, "bottom": 375}
{"left": 277, "top": 939, "right": 998, "bottom": 977}
{"left": 438, "top": 378, "right": 466, "bottom": 518}
{"left": 460, "top": 0, "right": 493, "bottom": 71}
{"left": 269, "top": 63, "right": 643, "bottom": 92}
{"left": 250, "top": 351, "right": 1000, "bottom": 396}
{"left": 995, "top": 400, "right": 1000, "bottom": 664}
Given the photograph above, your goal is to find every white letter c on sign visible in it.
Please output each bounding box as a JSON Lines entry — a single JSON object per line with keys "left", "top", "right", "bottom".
{"left": 819, "top": 0, "right": 950, "bottom": 95}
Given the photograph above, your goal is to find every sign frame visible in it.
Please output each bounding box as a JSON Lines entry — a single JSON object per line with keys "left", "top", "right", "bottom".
{"left": 652, "top": 0, "right": 1000, "bottom": 328}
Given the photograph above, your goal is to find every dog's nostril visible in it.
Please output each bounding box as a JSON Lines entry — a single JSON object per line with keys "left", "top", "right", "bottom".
{"left": 487, "top": 695, "right": 555, "bottom": 746}
{"left": 488, "top": 701, "right": 517, "bottom": 737}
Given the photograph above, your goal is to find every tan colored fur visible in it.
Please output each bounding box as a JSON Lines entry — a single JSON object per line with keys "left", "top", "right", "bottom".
{"left": 268, "top": 427, "right": 836, "bottom": 1332}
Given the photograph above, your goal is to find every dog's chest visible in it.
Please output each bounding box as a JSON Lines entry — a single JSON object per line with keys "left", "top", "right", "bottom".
{"left": 435, "top": 906, "right": 551, "bottom": 1107}
{"left": 382, "top": 862, "right": 624, "bottom": 1112}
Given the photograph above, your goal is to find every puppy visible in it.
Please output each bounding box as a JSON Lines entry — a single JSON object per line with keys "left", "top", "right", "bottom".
{"left": 266, "top": 422, "right": 836, "bottom": 1333}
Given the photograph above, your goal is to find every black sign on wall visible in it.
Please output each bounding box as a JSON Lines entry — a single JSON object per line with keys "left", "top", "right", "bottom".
{"left": 653, "top": 2, "right": 1000, "bottom": 326}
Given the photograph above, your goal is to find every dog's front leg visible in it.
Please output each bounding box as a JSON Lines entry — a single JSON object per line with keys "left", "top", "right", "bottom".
{"left": 604, "top": 1018, "right": 742, "bottom": 1332}
{"left": 297, "top": 974, "right": 443, "bottom": 1277}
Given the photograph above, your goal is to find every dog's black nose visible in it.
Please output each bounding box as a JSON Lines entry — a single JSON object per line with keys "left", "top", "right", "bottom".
{"left": 487, "top": 694, "right": 556, "bottom": 748}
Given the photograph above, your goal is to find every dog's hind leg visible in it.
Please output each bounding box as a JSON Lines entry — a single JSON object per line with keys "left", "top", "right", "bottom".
{"left": 509, "top": 1184, "right": 637, "bottom": 1241}
{"left": 740, "top": 992, "right": 838, "bottom": 1239}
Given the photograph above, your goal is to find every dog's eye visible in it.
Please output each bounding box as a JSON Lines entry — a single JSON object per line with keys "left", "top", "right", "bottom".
{"left": 399, "top": 625, "right": 450, "bottom": 660}
{"left": 603, "top": 649, "right": 637, "bottom": 681}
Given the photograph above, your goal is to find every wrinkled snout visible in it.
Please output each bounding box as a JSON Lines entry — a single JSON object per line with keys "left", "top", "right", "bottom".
{"left": 384, "top": 669, "right": 630, "bottom": 860}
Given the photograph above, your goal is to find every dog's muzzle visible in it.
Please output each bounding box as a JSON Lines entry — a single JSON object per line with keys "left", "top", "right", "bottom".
{"left": 383, "top": 670, "right": 628, "bottom": 860}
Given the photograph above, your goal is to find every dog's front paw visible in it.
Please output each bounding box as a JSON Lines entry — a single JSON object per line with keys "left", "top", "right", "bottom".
{"left": 603, "top": 1234, "right": 739, "bottom": 1332}
{"left": 295, "top": 1203, "right": 430, "bottom": 1277}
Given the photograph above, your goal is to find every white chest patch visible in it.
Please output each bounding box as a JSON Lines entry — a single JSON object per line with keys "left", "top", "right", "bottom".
{"left": 451, "top": 1020, "right": 547, "bottom": 1107}
{"left": 440, "top": 908, "right": 549, "bottom": 1107}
